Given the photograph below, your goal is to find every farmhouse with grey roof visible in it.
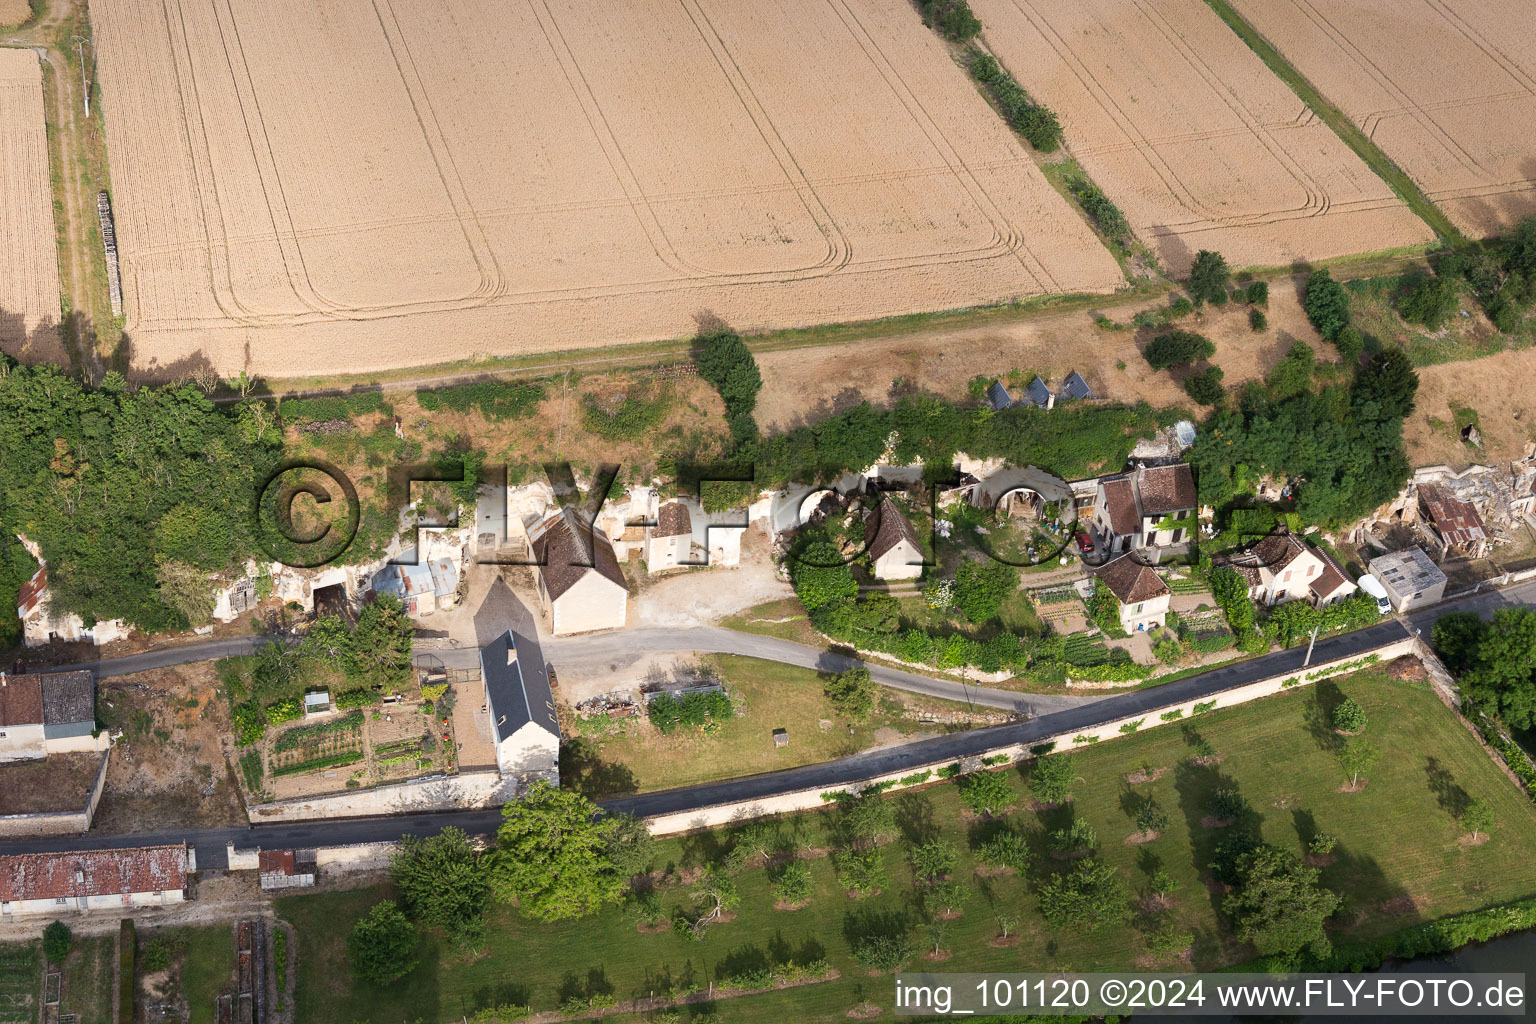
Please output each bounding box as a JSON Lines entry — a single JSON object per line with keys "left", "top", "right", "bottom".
{"left": 479, "top": 629, "right": 560, "bottom": 784}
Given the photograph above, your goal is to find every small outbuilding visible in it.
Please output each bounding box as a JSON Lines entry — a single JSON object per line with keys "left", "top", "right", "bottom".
{"left": 864, "top": 498, "right": 924, "bottom": 581}
{"left": 1368, "top": 547, "right": 1447, "bottom": 612}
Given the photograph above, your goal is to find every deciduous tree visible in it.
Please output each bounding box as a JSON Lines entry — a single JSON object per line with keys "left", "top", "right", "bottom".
{"left": 347, "top": 901, "right": 419, "bottom": 986}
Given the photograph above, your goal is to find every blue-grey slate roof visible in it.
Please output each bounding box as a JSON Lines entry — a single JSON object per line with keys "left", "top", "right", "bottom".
{"left": 479, "top": 630, "right": 560, "bottom": 744}
{"left": 1060, "top": 371, "right": 1093, "bottom": 400}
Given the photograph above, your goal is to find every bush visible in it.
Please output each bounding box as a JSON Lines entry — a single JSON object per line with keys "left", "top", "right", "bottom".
{"left": 1012, "top": 104, "right": 1063, "bottom": 153}
{"left": 648, "top": 690, "right": 732, "bottom": 733}
{"left": 1188, "top": 250, "right": 1231, "bottom": 305}
{"left": 415, "top": 379, "right": 544, "bottom": 421}
{"left": 42, "top": 920, "right": 71, "bottom": 964}
{"left": 977, "top": 829, "right": 1029, "bottom": 872}
{"left": 772, "top": 861, "right": 813, "bottom": 907}
{"left": 967, "top": 50, "right": 999, "bottom": 82}
{"left": 1247, "top": 280, "right": 1269, "bottom": 305}
{"left": 694, "top": 327, "right": 763, "bottom": 447}
{"left": 1399, "top": 273, "right": 1458, "bottom": 330}
{"left": 1145, "top": 330, "right": 1215, "bottom": 369}
{"left": 1066, "top": 178, "right": 1130, "bottom": 245}
{"left": 853, "top": 933, "right": 916, "bottom": 973}
{"left": 953, "top": 559, "right": 1017, "bottom": 622}
{"left": 1208, "top": 787, "right": 1248, "bottom": 821}
{"left": 1184, "top": 366, "right": 1225, "bottom": 405}
{"left": 141, "top": 938, "right": 171, "bottom": 973}
{"left": 919, "top": 0, "right": 981, "bottom": 41}
{"left": 1332, "top": 698, "right": 1367, "bottom": 733}
{"left": 823, "top": 668, "right": 877, "bottom": 721}
{"left": 231, "top": 702, "right": 266, "bottom": 746}
{"left": 1249, "top": 308, "right": 1268, "bottom": 332}
{"left": 1304, "top": 269, "right": 1350, "bottom": 340}
{"left": 1308, "top": 832, "right": 1338, "bottom": 856}
{"left": 348, "top": 900, "right": 419, "bottom": 986}
{"left": 334, "top": 688, "right": 378, "bottom": 711}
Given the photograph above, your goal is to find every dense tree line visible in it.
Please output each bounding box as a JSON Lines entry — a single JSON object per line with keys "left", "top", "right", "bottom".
{"left": 0, "top": 358, "right": 281, "bottom": 634}
{"left": 1188, "top": 349, "right": 1418, "bottom": 525}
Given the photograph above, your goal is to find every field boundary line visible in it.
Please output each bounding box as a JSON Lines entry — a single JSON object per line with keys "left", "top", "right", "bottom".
{"left": 1201, "top": 0, "right": 1464, "bottom": 243}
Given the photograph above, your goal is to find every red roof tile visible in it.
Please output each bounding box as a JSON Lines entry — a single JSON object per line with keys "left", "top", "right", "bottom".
{"left": 1094, "top": 553, "right": 1170, "bottom": 604}
{"left": 0, "top": 675, "right": 43, "bottom": 728}
{"left": 865, "top": 498, "right": 922, "bottom": 562}
{"left": 1099, "top": 478, "right": 1139, "bottom": 536}
{"left": 1418, "top": 484, "right": 1487, "bottom": 549}
{"left": 1137, "top": 463, "right": 1196, "bottom": 516}
{"left": 0, "top": 845, "right": 187, "bottom": 901}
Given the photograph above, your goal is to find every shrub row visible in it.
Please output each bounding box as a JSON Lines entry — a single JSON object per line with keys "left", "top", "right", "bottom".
{"left": 271, "top": 750, "right": 364, "bottom": 778}
{"left": 968, "top": 49, "right": 1063, "bottom": 152}
{"left": 272, "top": 711, "right": 366, "bottom": 753}
{"left": 415, "top": 379, "right": 544, "bottom": 421}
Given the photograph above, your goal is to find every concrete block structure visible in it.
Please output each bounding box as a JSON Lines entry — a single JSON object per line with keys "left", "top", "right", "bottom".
{"left": 1368, "top": 547, "right": 1448, "bottom": 612}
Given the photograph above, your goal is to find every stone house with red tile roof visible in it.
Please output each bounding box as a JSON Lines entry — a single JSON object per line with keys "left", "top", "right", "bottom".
{"left": 0, "top": 843, "right": 189, "bottom": 917}
{"left": 864, "top": 499, "right": 924, "bottom": 581}
{"left": 645, "top": 499, "right": 696, "bottom": 572}
{"left": 527, "top": 508, "right": 628, "bottom": 635}
{"left": 1215, "top": 530, "right": 1358, "bottom": 609}
{"left": 1093, "top": 553, "right": 1171, "bottom": 632}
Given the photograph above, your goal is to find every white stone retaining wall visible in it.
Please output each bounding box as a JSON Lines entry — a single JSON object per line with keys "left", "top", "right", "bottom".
{"left": 639, "top": 636, "right": 1418, "bottom": 836}
{"left": 248, "top": 770, "right": 508, "bottom": 823}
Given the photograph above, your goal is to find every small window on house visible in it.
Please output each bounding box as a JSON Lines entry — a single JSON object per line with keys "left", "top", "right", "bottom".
{"left": 0, "top": 732, "right": 7, "bottom": 739}
{"left": 54, "top": 897, "right": 67, "bottom": 905}
{"left": 1134, "top": 603, "right": 1143, "bottom": 614}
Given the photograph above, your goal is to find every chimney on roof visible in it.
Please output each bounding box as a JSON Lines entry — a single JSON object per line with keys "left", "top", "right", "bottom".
{"left": 507, "top": 644, "right": 518, "bottom": 666}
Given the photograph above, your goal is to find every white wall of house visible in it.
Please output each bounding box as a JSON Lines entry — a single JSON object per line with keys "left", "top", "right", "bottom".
{"left": 44, "top": 732, "right": 110, "bottom": 756}
{"left": 0, "top": 725, "right": 45, "bottom": 763}
{"left": 872, "top": 539, "right": 923, "bottom": 581}
{"left": 645, "top": 532, "right": 689, "bottom": 572}
{"left": 1118, "top": 593, "right": 1170, "bottom": 632}
{"left": 1257, "top": 551, "right": 1325, "bottom": 606}
{"left": 0, "top": 889, "right": 184, "bottom": 918}
{"left": 495, "top": 721, "right": 560, "bottom": 780}
{"left": 550, "top": 574, "right": 627, "bottom": 635}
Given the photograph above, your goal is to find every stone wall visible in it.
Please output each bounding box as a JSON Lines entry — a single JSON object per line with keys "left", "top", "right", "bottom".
{"left": 248, "top": 770, "right": 508, "bottom": 823}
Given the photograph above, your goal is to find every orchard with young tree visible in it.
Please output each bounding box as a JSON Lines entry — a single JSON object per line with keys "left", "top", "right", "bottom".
{"left": 347, "top": 901, "right": 419, "bottom": 986}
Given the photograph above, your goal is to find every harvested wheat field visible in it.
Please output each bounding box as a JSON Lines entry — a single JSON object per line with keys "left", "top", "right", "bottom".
{"left": 970, "top": 0, "right": 1432, "bottom": 273}
{"left": 91, "top": 0, "right": 1121, "bottom": 379}
{"left": 0, "top": 48, "right": 62, "bottom": 362}
{"left": 1232, "top": 0, "right": 1536, "bottom": 238}
{"left": 0, "top": 1, "right": 30, "bottom": 27}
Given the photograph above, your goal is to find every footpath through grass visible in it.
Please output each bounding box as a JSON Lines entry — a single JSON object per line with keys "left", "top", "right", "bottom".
{"left": 1202, "top": 0, "right": 1462, "bottom": 245}
{"left": 282, "top": 665, "right": 1536, "bottom": 1023}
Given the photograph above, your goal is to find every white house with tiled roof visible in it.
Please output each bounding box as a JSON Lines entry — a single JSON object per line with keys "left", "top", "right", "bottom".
{"left": 527, "top": 508, "right": 628, "bottom": 636}
{"left": 865, "top": 499, "right": 924, "bottom": 581}
{"left": 645, "top": 499, "right": 696, "bottom": 573}
{"left": 0, "top": 843, "right": 189, "bottom": 918}
{"left": 1093, "top": 553, "right": 1171, "bottom": 632}
{"left": 1216, "top": 530, "right": 1358, "bottom": 609}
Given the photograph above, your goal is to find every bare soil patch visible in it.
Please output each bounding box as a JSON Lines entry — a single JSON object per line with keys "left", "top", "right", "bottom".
{"left": 1381, "top": 895, "right": 1419, "bottom": 916}
{"left": 1459, "top": 833, "right": 1492, "bottom": 848}
{"left": 975, "top": 864, "right": 1017, "bottom": 879}
{"left": 1408, "top": 349, "right": 1536, "bottom": 469}
{"left": 636, "top": 919, "right": 671, "bottom": 934}
{"left": 1233, "top": 0, "right": 1536, "bottom": 237}
{"left": 1139, "top": 894, "right": 1174, "bottom": 914}
{"left": 1124, "top": 766, "right": 1170, "bottom": 785}
{"left": 93, "top": 0, "right": 1120, "bottom": 378}
{"left": 1389, "top": 659, "right": 1430, "bottom": 683}
{"left": 0, "top": 753, "right": 102, "bottom": 816}
{"left": 773, "top": 899, "right": 810, "bottom": 912}
{"left": 1200, "top": 815, "right": 1237, "bottom": 828}
{"left": 988, "top": 934, "right": 1020, "bottom": 948}
{"left": 847, "top": 1003, "right": 882, "bottom": 1019}
{"left": 1338, "top": 779, "right": 1370, "bottom": 794}
{"left": 0, "top": 48, "right": 64, "bottom": 364}
{"left": 1124, "top": 830, "right": 1162, "bottom": 845}
{"left": 922, "top": 950, "right": 952, "bottom": 963}
{"left": 94, "top": 664, "right": 246, "bottom": 833}
{"left": 1304, "top": 853, "right": 1337, "bottom": 869}
{"left": 1188, "top": 754, "right": 1226, "bottom": 768}
{"left": 971, "top": 0, "right": 1431, "bottom": 273}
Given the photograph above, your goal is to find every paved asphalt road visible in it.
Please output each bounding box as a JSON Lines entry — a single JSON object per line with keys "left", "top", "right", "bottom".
{"left": 0, "top": 616, "right": 1415, "bottom": 870}
{"left": 9, "top": 579, "right": 1529, "bottom": 870}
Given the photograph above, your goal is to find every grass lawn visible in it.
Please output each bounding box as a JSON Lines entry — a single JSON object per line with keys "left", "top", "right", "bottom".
{"left": 138, "top": 925, "right": 236, "bottom": 1024}
{"left": 61, "top": 934, "right": 115, "bottom": 1024}
{"left": 1344, "top": 275, "right": 1524, "bottom": 367}
{"left": 564, "top": 656, "right": 978, "bottom": 795}
{"left": 282, "top": 664, "right": 1536, "bottom": 1023}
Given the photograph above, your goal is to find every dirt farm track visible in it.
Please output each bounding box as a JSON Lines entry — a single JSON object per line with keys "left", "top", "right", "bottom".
{"left": 91, "top": 0, "right": 1123, "bottom": 378}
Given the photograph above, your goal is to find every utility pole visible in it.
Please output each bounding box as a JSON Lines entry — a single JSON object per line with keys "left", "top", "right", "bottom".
{"left": 72, "top": 36, "right": 90, "bottom": 117}
{"left": 1302, "top": 624, "right": 1320, "bottom": 668}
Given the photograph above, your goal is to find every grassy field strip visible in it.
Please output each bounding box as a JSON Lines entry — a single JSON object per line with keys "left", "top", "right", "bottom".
{"left": 281, "top": 666, "right": 1536, "bottom": 1023}
{"left": 1202, "top": 0, "right": 1462, "bottom": 244}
